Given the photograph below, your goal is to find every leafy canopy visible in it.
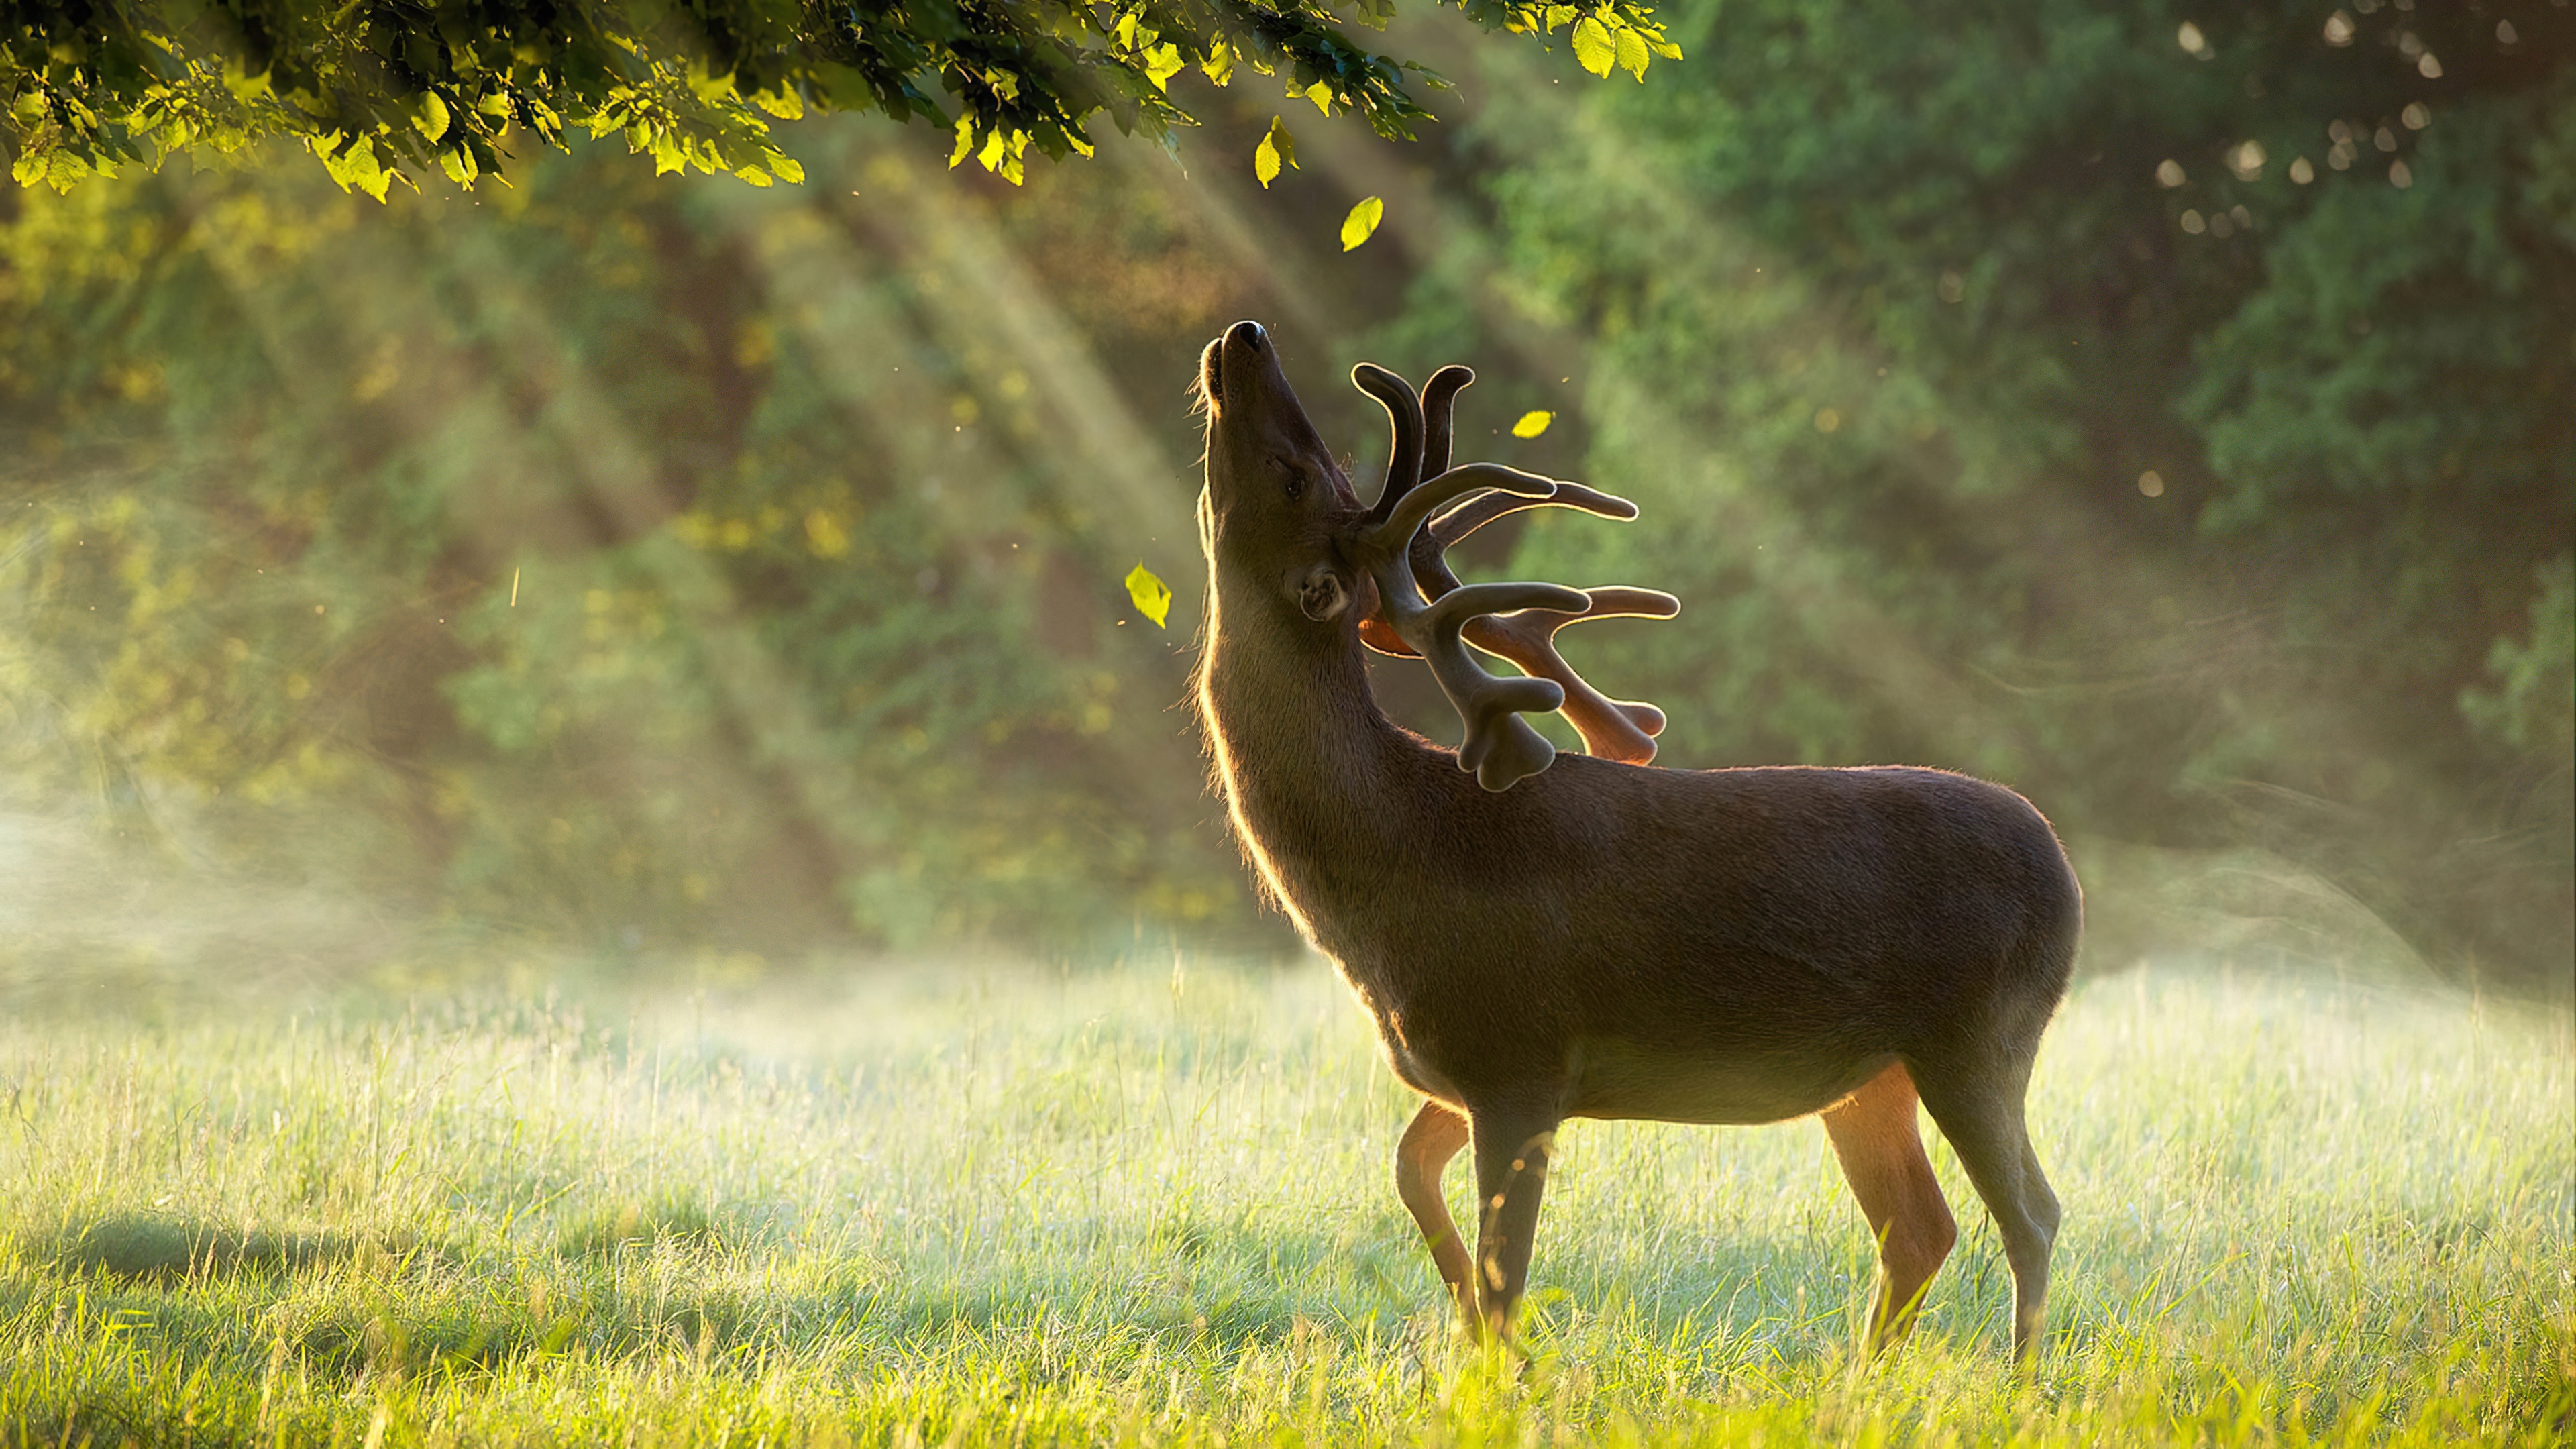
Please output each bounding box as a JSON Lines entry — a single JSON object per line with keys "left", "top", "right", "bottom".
{"left": 3, "top": 0, "right": 1680, "bottom": 197}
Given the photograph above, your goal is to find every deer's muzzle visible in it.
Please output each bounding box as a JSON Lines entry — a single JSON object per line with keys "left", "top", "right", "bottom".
{"left": 1201, "top": 320, "right": 1275, "bottom": 417}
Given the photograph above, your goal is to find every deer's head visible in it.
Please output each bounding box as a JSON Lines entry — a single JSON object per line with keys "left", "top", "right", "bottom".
{"left": 1196, "top": 319, "right": 1368, "bottom": 629}
{"left": 1198, "top": 320, "right": 1677, "bottom": 791}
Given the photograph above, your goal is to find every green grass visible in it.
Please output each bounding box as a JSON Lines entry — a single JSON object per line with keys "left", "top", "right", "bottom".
{"left": 0, "top": 955, "right": 2567, "bottom": 1446}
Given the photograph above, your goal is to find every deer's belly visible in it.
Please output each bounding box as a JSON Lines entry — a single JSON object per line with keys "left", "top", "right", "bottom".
{"left": 1365, "top": 1002, "right": 1884, "bottom": 1126}
{"left": 1371, "top": 1014, "right": 1468, "bottom": 1104}
{"left": 1562, "top": 1037, "right": 1890, "bottom": 1126}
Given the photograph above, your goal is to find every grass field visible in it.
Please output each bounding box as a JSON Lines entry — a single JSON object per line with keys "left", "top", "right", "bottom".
{"left": 1, "top": 951, "right": 2568, "bottom": 1446}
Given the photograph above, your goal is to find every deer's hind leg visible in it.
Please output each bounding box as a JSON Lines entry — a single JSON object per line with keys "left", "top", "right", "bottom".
{"left": 1910, "top": 1055, "right": 2061, "bottom": 1362}
{"left": 1821, "top": 1061, "right": 1957, "bottom": 1356}
{"left": 1395, "top": 1099, "right": 1476, "bottom": 1331}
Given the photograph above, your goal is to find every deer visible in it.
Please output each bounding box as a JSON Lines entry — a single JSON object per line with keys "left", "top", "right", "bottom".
{"left": 1189, "top": 319, "right": 2082, "bottom": 1360}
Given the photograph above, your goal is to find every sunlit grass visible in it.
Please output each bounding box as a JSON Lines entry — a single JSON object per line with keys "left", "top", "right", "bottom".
{"left": 1, "top": 955, "right": 2567, "bottom": 1445}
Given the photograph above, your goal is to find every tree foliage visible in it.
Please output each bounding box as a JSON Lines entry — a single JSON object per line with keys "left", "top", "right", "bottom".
{"left": 1, "top": 0, "right": 1678, "bottom": 195}
{"left": 1401, "top": 0, "right": 2571, "bottom": 987}
{"left": 0, "top": 3, "right": 2565, "bottom": 989}
{"left": 0, "top": 124, "right": 1244, "bottom": 949}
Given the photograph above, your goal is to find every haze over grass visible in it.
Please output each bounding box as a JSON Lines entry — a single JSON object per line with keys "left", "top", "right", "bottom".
{"left": 0, "top": 953, "right": 2567, "bottom": 1445}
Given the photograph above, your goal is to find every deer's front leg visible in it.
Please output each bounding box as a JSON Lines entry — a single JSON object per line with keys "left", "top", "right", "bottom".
{"left": 1466, "top": 1101, "right": 1560, "bottom": 1340}
{"left": 1395, "top": 1099, "right": 1474, "bottom": 1330}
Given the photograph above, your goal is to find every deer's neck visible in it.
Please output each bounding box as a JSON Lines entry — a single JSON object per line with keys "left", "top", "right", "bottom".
{"left": 1196, "top": 566, "right": 1421, "bottom": 941}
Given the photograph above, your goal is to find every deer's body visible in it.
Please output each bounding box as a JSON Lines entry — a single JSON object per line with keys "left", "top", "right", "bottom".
{"left": 1193, "top": 320, "right": 2078, "bottom": 1358}
{"left": 1205, "top": 625, "right": 2074, "bottom": 1125}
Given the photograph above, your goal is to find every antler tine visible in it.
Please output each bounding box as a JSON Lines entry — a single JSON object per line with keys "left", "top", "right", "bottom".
{"left": 1432, "top": 482, "right": 1640, "bottom": 553}
{"left": 1460, "top": 587, "right": 1680, "bottom": 765}
{"left": 1358, "top": 363, "right": 1490, "bottom": 659}
{"left": 1354, "top": 363, "right": 1425, "bottom": 527}
{"left": 1401, "top": 478, "right": 1674, "bottom": 758}
{"left": 1356, "top": 461, "right": 1560, "bottom": 641}
{"left": 1379, "top": 470, "right": 1682, "bottom": 777}
{"left": 1405, "top": 480, "right": 1644, "bottom": 607}
{"left": 1347, "top": 368, "right": 1675, "bottom": 790}
{"left": 1399, "top": 365, "right": 1483, "bottom": 606}
{"left": 1419, "top": 365, "right": 1475, "bottom": 479}
{"left": 1355, "top": 448, "right": 1566, "bottom": 788}
{"left": 1405, "top": 580, "right": 1591, "bottom": 791}
{"left": 1366, "top": 462, "right": 1557, "bottom": 554}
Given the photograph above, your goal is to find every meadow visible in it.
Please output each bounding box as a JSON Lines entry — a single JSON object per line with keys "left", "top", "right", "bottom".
{"left": 0, "top": 950, "right": 2567, "bottom": 1446}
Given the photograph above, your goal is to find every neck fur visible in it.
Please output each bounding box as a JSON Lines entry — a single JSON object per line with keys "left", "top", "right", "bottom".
{"left": 1195, "top": 558, "right": 1413, "bottom": 929}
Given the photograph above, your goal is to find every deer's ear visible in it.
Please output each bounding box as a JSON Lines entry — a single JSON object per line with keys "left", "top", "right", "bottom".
{"left": 1352, "top": 574, "right": 1414, "bottom": 656}
{"left": 1295, "top": 564, "right": 1351, "bottom": 621}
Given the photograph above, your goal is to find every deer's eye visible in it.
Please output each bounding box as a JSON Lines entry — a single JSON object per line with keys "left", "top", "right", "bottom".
{"left": 1274, "top": 458, "right": 1305, "bottom": 501}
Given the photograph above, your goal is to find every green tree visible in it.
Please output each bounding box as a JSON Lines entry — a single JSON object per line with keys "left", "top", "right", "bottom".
{"left": 3, "top": 0, "right": 1676, "bottom": 195}
{"left": 1383, "top": 0, "right": 2571, "bottom": 988}
{"left": 0, "top": 122, "right": 1248, "bottom": 951}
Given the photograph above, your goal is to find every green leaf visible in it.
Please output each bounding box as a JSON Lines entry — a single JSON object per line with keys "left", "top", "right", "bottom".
{"left": 1201, "top": 38, "right": 1236, "bottom": 86}
{"left": 0, "top": 0, "right": 1662, "bottom": 199}
{"left": 1124, "top": 564, "right": 1173, "bottom": 628}
{"left": 44, "top": 150, "right": 94, "bottom": 193}
{"left": 1571, "top": 17, "right": 1615, "bottom": 77}
{"left": 1511, "top": 410, "right": 1554, "bottom": 437}
{"left": 320, "top": 133, "right": 391, "bottom": 201}
{"left": 1615, "top": 25, "right": 1650, "bottom": 80}
{"left": 1340, "top": 196, "right": 1384, "bottom": 250}
{"left": 1254, "top": 117, "right": 1297, "bottom": 188}
{"left": 650, "top": 131, "right": 687, "bottom": 176}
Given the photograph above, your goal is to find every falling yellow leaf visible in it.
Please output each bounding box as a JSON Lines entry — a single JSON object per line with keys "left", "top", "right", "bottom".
{"left": 1254, "top": 117, "right": 1297, "bottom": 189}
{"left": 1511, "top": 410, "right": 1554, "bottom": 438}
{"left": 1340, "top": 196, "right": 1384, "bottom": 251}
{"left": 1124, "top": 564, "right": 1173, "bottom": 628}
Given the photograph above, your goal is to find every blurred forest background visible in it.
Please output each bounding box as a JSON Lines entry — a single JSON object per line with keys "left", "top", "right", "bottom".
{"left": 1, "top": 1, "right": 2567, "bottom": 997}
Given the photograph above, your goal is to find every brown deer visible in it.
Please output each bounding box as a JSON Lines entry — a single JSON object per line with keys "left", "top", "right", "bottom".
{"left": 1190, "top": 320, "right": 2081, "bottom": 1359}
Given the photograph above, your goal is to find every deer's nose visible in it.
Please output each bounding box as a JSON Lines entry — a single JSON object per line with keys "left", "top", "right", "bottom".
{"left": 1226, "top": 319, "right": 1267, "bottom": 352}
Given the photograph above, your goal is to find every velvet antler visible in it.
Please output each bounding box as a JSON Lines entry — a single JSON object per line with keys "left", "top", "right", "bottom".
{"left": 1350, "top": 364, "right": 1679, "bottom": 790}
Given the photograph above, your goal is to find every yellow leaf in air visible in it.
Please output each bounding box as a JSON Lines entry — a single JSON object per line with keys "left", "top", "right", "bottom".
{"left": 1340, "top": 196, "right": 1384, "bottom": 251}
{"left": 1511, "top": 410, "right": 1554, "bottom": 437}
{"left": 1255, "top": 116, "right": 1297, "bottom": 189}
{"left": 1125, "top": 564, "right": 1173, "bottom": 628}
